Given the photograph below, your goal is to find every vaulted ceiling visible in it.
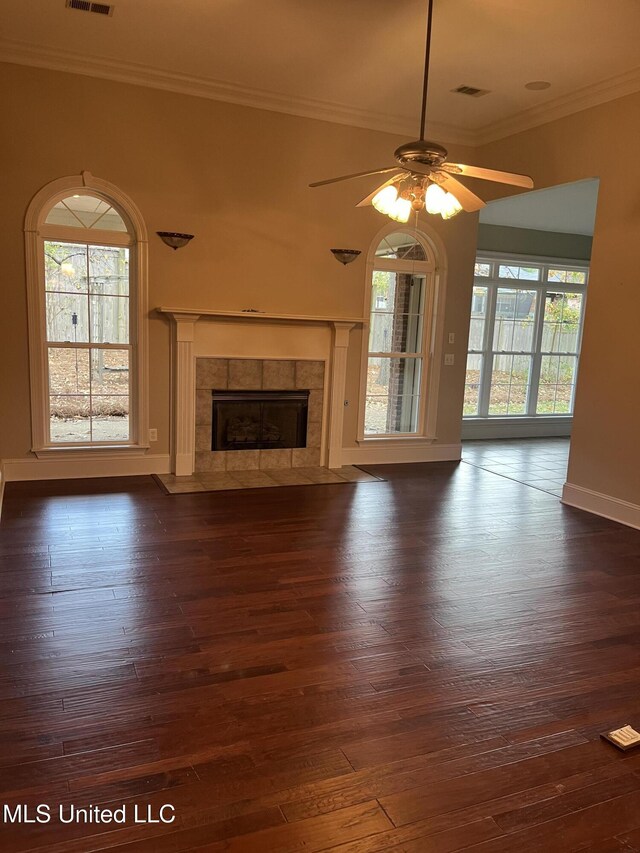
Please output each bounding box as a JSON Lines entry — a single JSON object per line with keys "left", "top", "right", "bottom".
{"left": 2, "top": 0, "right": 640, "bottom": 144}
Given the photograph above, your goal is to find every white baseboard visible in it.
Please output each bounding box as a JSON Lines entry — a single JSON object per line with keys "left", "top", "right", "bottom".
{"left": 562, "top": 482, "right": 640, "bottom": 530}
{"left": 342, "top": 442, "right": 462, "bottom": 466}
{"left": 462, "top": 417, "right": 572, "bottom": 440}
{"left": 2, "top": 453, "right": 171, "bottom": 482}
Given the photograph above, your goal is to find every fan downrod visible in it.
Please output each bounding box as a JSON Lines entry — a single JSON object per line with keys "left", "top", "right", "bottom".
{"left": 394, "top": 140, "right": 448, "bottom": 169}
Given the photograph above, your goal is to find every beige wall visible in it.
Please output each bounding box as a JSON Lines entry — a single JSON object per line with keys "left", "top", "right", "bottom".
{"left": 478, "top": 92, "right": 640, "bottom": 504}
{"left": 0, "top": 63, "right": 478, "bottom": 463}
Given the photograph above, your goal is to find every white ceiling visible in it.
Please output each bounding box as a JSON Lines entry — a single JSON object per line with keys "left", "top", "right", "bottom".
{"left": 2, "top": 1, "right": 640, "bottom": 144}
{"left": 479, "top": 179, "right": 600, "bottom": 235}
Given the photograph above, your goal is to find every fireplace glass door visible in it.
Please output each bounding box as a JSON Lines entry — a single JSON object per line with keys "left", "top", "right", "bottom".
{"left": 212, "top": 390, "right": 309, "bottom": 451}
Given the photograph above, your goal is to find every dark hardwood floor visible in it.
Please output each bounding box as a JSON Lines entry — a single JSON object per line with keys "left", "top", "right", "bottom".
{"left": 2, "top": 461, "right": 640, "bottom": 851}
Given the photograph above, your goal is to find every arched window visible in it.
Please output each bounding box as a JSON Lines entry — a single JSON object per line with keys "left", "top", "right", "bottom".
{"left": 25, "top": 173, "right": 148, "bottom": 452}
{"left": 360, "top": 229, "right": 439, "bottom": 437}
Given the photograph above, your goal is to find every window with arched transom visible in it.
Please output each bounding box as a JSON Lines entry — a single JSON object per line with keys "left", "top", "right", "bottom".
{"left": 25, "top": 174, "right": 148, "bottom": 452}
{"left": 361, "top": 230, "right": 437, "bottom": 437}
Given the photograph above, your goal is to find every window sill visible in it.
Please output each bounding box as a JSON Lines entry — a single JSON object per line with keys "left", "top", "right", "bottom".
{"left": 33, "top": 444, "right": 151, "bottom": 459}
{"left": 356, "top": 435, "right": 435, "bottom": 447}
{"left": 462, "top": 416, "right": 572, "bottom": 423}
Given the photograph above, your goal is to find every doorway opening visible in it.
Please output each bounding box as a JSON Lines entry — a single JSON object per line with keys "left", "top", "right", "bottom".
{"left": 462, "top": 178, "right": 600, "bottom": 495}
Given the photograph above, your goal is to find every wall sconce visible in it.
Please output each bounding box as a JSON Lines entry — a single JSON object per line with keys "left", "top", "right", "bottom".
{"left": 157, "top": 232, "right": 194, "bottom": 250}
{"left": 330, "top": 248, "right": 361, "bottom": 266}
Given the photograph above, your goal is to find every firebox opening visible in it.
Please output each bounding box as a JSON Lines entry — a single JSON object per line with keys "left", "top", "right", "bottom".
{"left": 212, "top": 390, "right": 310, "bottom": 451}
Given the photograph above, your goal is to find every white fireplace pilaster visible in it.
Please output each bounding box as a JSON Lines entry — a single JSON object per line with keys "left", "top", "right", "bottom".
{"left": 327, "top": 322, "right": 355, "bottom": 469}
{"left": 171, "top": 313, "right": 200, "bottom": 476}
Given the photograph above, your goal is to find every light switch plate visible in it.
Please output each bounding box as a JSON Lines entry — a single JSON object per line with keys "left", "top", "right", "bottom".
{"left": 448, "top": 332, "right": 455, "bottom": 344}
{"left": 444, "top": 353, "right": 455, "bottom": 366}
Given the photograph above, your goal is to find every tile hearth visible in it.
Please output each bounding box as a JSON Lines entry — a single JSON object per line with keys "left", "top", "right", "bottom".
{"left": 155, "top": 466, "right": 382, "bottom": 494}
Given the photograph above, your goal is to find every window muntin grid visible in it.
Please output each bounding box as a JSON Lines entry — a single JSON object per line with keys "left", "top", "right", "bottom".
{"left": 465, "top": 256, "right": 588, "bottom": 419}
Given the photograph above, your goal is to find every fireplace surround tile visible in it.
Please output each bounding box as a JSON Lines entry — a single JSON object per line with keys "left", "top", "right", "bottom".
{"left": 195, "top": 425, "right": 212, "bottom": 451}
{"left": 292, "top": 447, "right": 321, "bottom": 467}
{"left": 262, "top": 360, "right": 295, "bottom": 390}
{"left": 259, "top": 449, "right": 293, "bottom": 469}
{"left": 306, "top": 421, "right": 322, "bottom": 449}
{"left": 196, "top": 358, "right": 228, "bottom": 390}
{"left": 295, "top": 361, "right": 324, "bottom": 390}
{"left": 195, "top": 450, "right": 227, "bottom": 472}
{"left": 225, "top": 449, "right": 260, "bottom": 470}
{"left": 308, "top": 390, "right": 323, "bottom": 422}
{"left": 196, "top": 390, "right": 213, "bottom": 425}
{"left": 229, "top": 359, "right": 263, "bottom": 389}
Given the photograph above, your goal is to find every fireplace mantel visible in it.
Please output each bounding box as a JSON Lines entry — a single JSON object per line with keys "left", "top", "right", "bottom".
{"left": 156, "top": 307, "right": 366, "bottom": 325}
{"left": 158, "top": 308, "right": 364, "bottom": 476}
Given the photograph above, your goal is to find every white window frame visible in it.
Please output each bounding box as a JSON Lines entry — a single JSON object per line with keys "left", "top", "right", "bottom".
{"left": 357, "top": 223, "right": 446, "bottom": 445}
{"left": 465, "top": 251, "right": 588, "bottom": 422}
{"left": 24, "top": 172, "right": 149, "bottom": 456}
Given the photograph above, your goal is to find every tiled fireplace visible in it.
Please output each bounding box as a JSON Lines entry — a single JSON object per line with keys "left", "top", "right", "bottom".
{"left": 158, "top": 308, "right": 358, "bottom": 476}
{"left": 195, "top": 358, "right": 325, "bottom": 472}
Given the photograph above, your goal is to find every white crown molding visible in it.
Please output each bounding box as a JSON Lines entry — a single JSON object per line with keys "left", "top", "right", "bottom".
{"left": 0, "top": 38, "right": 475, "bottom": 146}
{"left": 475, "top": 65, "right": 640, "bottom": 145}
{"left": 562, "top": 482, "right": 640, "bottom": 531}
{"left": 3, "top": 37, "right": 640, "bottom": 149}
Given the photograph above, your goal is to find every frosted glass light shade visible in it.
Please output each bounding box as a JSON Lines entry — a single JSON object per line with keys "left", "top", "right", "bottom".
{"left": 389, "top": 197, "right": 412, "bottom": 223}
{"left": 425, "top": 183, "right": 447, "bottom": 214}
{"left": 441, "top": 192, "right": 463, "bottom": 220}
{"left": 372, "top": 185, "right": 399, "bottom": 214}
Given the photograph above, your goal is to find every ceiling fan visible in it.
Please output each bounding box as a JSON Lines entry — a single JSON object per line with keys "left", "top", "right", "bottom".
{"left": 309, "top": 0, "right": 533, "bottom": 223}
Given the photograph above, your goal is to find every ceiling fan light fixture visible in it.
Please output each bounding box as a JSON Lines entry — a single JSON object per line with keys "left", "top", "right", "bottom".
{"left": 389, "top": 196, "right": 412, "bottom": 223}
{"left": 441, "top": 192, "right": 463, "bottom": 219}
{"left": 372, "top": 185, "right": 399, "bottom": 215}
{"left": 308, "top": 0, "right": 533, "bottom": 219}
{"left": 425, "top": 182, "right": 446, "bottom": 214}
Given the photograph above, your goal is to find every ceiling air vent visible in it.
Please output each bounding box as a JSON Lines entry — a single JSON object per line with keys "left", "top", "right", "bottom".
{"left": 66, "top": 0, "right": 114, "bottom": 16}
{"left": 452, "top": 85, "right": 490, "bottom": 98}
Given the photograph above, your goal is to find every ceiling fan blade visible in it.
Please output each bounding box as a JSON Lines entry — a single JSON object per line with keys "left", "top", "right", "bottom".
{"left": 356, "top": 173, "right": 406, "bottom": 208}
{"left": 309, "top": 167, "right": 398, "bottom": 188}
{"left": 442, "top": 163, "right": 534, "bottom": 189}
{"left": 436, "top": 173, "right": 486, "bottom": 212}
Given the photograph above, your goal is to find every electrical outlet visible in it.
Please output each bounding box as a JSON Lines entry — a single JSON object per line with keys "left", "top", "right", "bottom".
{"left": 444, "top": 353, "right": 455, "bottom": 366}
{"left": 149, "top": 428, "right": 158, "bottom": 442}
{"left": 448, "top": 332, "right": 455, "bottom": 344}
